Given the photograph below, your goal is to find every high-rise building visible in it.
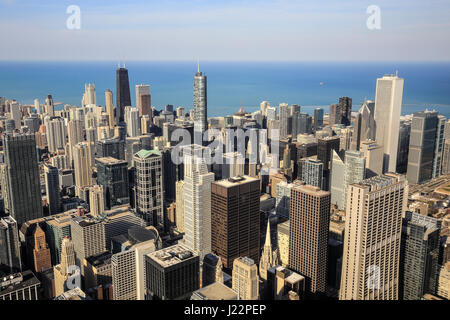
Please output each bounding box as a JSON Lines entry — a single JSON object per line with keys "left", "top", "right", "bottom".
{"left": 317, "top": 136, "right": 340, "bottom": 190}
{"left": 0, "top": 216, "right": 21, "bottom": 274}
{"left": 105, "top": 89, "right": 115, "bottom": 128}
{"left": 211, "top": 176, "right": 260, "bottom": 270}
{"left": 330, "top": 150, "right": 365, "bottom": 210}
{"left": 54, "top": 237, "right": 76, "bottom": 296}
{"left": 125, "top": 106, "right": 141, "bottom": 137}
{"left": 289, "top": 183, "right": 330, "bottom": 296}
{"left": 329, "top": 104, "right": 341, "bottom": 126}
{"left": 433, "top": 114, "right": 446, "bottom": 178}
{"left": 145, "top": 244, "right": 200, "bottom": 300}
{"left": 96, "top": 138, "right": 125, "bottom": 160}
{"left": 297, "top": 113, "right": 312, "bottom": 134}
{"left": 175, "top": 180, "right": 185, "bottom": 233}
{"left": 232, "top": 257, "right": 259, "bottom": 300}
{"left": 299, "top": 157, "right": 324, "bottom": 189}
{"left": 374, "top": 74, "right": 404, "bottom": 173}
{"left": 193, "top": 67, "right": 207, "bottom": 143}
{"left": 45, "top": 94, "right": 54, "bottom": 117}
{"left": 339, "top": 174, "right": 408, "bottom": 300}
{"left": 44, "top": 164, "right": 61, "bottom": 215}
{"left": 96, "top": 157, "right": 129, "bottom": 210}
{"left": 112, "top": 233, "right": 157, "bottom": 300}
{"left": 135, "top": 84, "right": 151, "bottom": 118}
{"left": 73, "top": 142, "right": 94, "bottom": 196}
{"left": 339, "top": 97, "right": 352, "bottom": 126}
{"left": 402, "top": 212, "right": 440, "bottom": 300}
{"left": 360, "top": 140, "right": 384, "bottom": 178}
{"left": 88, "top": 185, "right": 105, "bottom": 217}
{"left": 70, "top": 214, "right": 106, "bottom": 280}
{"left": 275, "top": 181, "right": 293, "bottom": 219}
{"left": 3, "top": 134, "right": 43, "bottom": 226}
{"left": 83, "top": 83, "right": 96, "bottom": 106}
{"left": 407, "top": 111, "right": 438, "bottom": 184}
{"left": 67, "top": 119, "right": 84, "bottom": 165}
{"left": 277, "top": 220, "right": 290, "bottom": 267}
{"left": 279, "top": 103, "right": 289, "bottom": 140}
{"left": 134, "top": 149, "right": 164, "bottom": 229}
{"left": 116, "top": 65, "right": 131, "bottom": 124}
{"left": 32, "top": 224, "right": 52, "bottom": 273}
{"left": 397, "top": 119, "right": 411, "bottom": 174}
{"left": 183, "top": 145, "right": 214, "bottom": 260}
{"left": 314, "top": 107, "right": 324, "bottom": 132}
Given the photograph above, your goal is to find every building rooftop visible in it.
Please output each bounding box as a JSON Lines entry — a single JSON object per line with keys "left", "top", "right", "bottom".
{"left": 85, "top": 251, "right": 112, "bottom": 268}
{"left": 147, "top": 244, "right": 198, "bottom": 268}
{"left": 214, "top": 175, "right": 259, "bottom": 188}
{"left": 96, "top": 157, "right": 127, "bottom": 165}
{"left": 192, "top": 282, "right": 237, "bottom": 300}
{"left": 0, "top": 270, "right": 40, "bottom": 295}
{"left": 134, "top": 149, "right": 161, "bottom": 159}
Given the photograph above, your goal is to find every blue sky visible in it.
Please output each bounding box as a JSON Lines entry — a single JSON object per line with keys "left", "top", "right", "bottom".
{"left": 0, "top": 0, "right": 449, "bottom": 61}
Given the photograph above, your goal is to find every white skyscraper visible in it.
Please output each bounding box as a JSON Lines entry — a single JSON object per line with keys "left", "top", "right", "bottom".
{"left": 125, "top": 106, "right": 141, "bottom": 137}
{"left": 135, "top": 84, "right": 150, "bottom": 110}
{"left": 339, "top": 174, "right": 408, "bottom": 300}
{"left": 10, "top": 101, "right": 21, "bottom": 130}
{"left": 45, "top": 116, "right": 66, "bottom": 154}
{"left": 83, "top": 83, "right": 96, "bottom": 106}
{"left": 34, "top": 99, "right": 40, "bottom": 114}
{"left": 183, "top": 145, "right": 214, "bottom": 260}
{"left": 374, "top": 74, "right": 404, "bottom": 173}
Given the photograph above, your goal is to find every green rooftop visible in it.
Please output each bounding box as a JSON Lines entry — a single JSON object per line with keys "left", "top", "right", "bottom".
{"left": 135, "top": 149, "right": 161, "bottom": 159}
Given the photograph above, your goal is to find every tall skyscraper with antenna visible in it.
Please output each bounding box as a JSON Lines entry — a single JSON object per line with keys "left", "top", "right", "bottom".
{"left": 193, "top": 62, "right": 207, "bottom": 144}
{"left": 116, "top": 64, "right": 131, "bottom": 124}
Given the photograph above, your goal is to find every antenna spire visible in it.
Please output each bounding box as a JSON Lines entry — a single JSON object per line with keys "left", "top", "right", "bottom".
{"left": 197, "top": 58, "right": 200, "bottom": 73}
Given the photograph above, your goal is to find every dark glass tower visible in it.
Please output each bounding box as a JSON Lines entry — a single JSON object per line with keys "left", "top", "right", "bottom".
{"left": 339, "top": 97, "right": 352, "bottom": 126}
{"left": 3, "top": 134, "right": 43, "bottom": 226}
{"left": 0, "top": 216, "right": 22, "bottom": 275}
{"left": 96, "top": 157, "right": 130, "bottom": 210}
{"left": 193, "top": 67, "right": 207, "bottom": 144}
{"left": 116, "top": 65, "right": 131, "bottom": 124}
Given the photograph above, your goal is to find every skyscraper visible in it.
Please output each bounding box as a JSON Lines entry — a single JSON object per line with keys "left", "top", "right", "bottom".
{"left": 54, "top": 237, "right": 76, "bottom": 296}
{"left": 183, "top": 145, "right": 214, "bottom": 260}
{"left": 96, "top": 157, "right": 129, "bottom": 210}
{"left": 32, "top": 224, "right": 52, "bottom": 273}
{"left": 432, "top": 114, "right": 446, "bottom": 178}
{"left": 339, "top": 97, "right": 352, "bottom": 126}
{"left": 135, "top": 84, "right": 151, "bottom": 118}
{"left": 88, "top": 185, "right": 105, "bottom": 217}
{"left": 211, "top": 176, "right": 260, "bottom": 270}
{"left": 105, "top": 89, "right": 115, "bottom": 128}
{"left": 73, "top": 142, "right": 94, "bottom": 196}
{"left": 44, "top": 164, "right": 61, "bottom": 215}
{"left": 116, "top": 65, "right": 131, "bottom": 124}
{"left": 0, "top": 216, "right": 22, "bottom": 274}
{"left": 193, "top": 67, "right": 207, "bottom": 143}
{"left": 134, "top": 149, "right": 164, "bottom": 229}
{"left": 330, "top": 150, "right": 365, "bottom": 210}
{"left": 232, "top": 257, "right": 259, "bottom": 300}
{"left": 339, "top": 174, "right": 408, "bottom": 300}
{"left": 406, "top": 110, "right": 438, "bottom": 184}
{"left": 289, "top": 182, "right": 330, "bottom": 296}
{"left": 314, "top": 107, "right": 324, "bottom": 132}
{"left": 402, "top": 212, "right": 440, "bottom": 300}
{"left": 3, "top": 134, "right": 43, "bottom": 226}
{"left": 299, "top": 157, "right": 324, "bottom": 189}
{"left": 374, "top": 74, "right": 404, "bottom": 173}
{"left": 279, "top": 103, "right": 289, "bottom": 140}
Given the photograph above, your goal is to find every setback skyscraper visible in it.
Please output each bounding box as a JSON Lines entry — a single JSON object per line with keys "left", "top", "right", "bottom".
{"left": 193, "top": 67, "right": 207, "bottom": 143}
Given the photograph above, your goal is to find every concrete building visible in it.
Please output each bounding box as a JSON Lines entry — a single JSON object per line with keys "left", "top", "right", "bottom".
{"left": 374, "top": 74, "right": 404, "bottom": 173}
{"left": 145, "top": 244, "right": 199, "bottom": 300}
{"left": 232, "top": 257, "right": 259, "bottom": 300}
{"left": 339, "top": 174, "right": 408, "bottom": 300}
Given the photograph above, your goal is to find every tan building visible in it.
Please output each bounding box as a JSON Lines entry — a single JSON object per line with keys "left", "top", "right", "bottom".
{"left": 89, "top": 185, "right": 104, "bottom": 217}
{"left": 175, "top": 180, "right": 185, "bottom": 233}
{"left": 277, "top": 220, "right": 289, "bottom": 267}
{"left": 54, "top": 237, "right": 76, "bottom": 296}
{"left": 232, "top": 257, "right": 259, "bottom": 300}
{"left": 436, "top": 262, "right": 450, "bottom": 299}
{"left": 339, "top": 173, "right": 408, "bottom": 300}
{"left": 360, "top": 140, "right": 383, "bottom": 177}
{"left": 289, "top": 183, "right": 330, "bottom": 295}
{"left": 73, "top": 142, "right": 94, "bottom": 196}
{"left": 32, "top": 225, "right": 52, "bottom": 273}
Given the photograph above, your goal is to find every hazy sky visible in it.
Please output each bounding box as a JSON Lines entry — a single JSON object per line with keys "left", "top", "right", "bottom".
{"left": 1, "top": 0, "right": 449, "bottom": 61}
